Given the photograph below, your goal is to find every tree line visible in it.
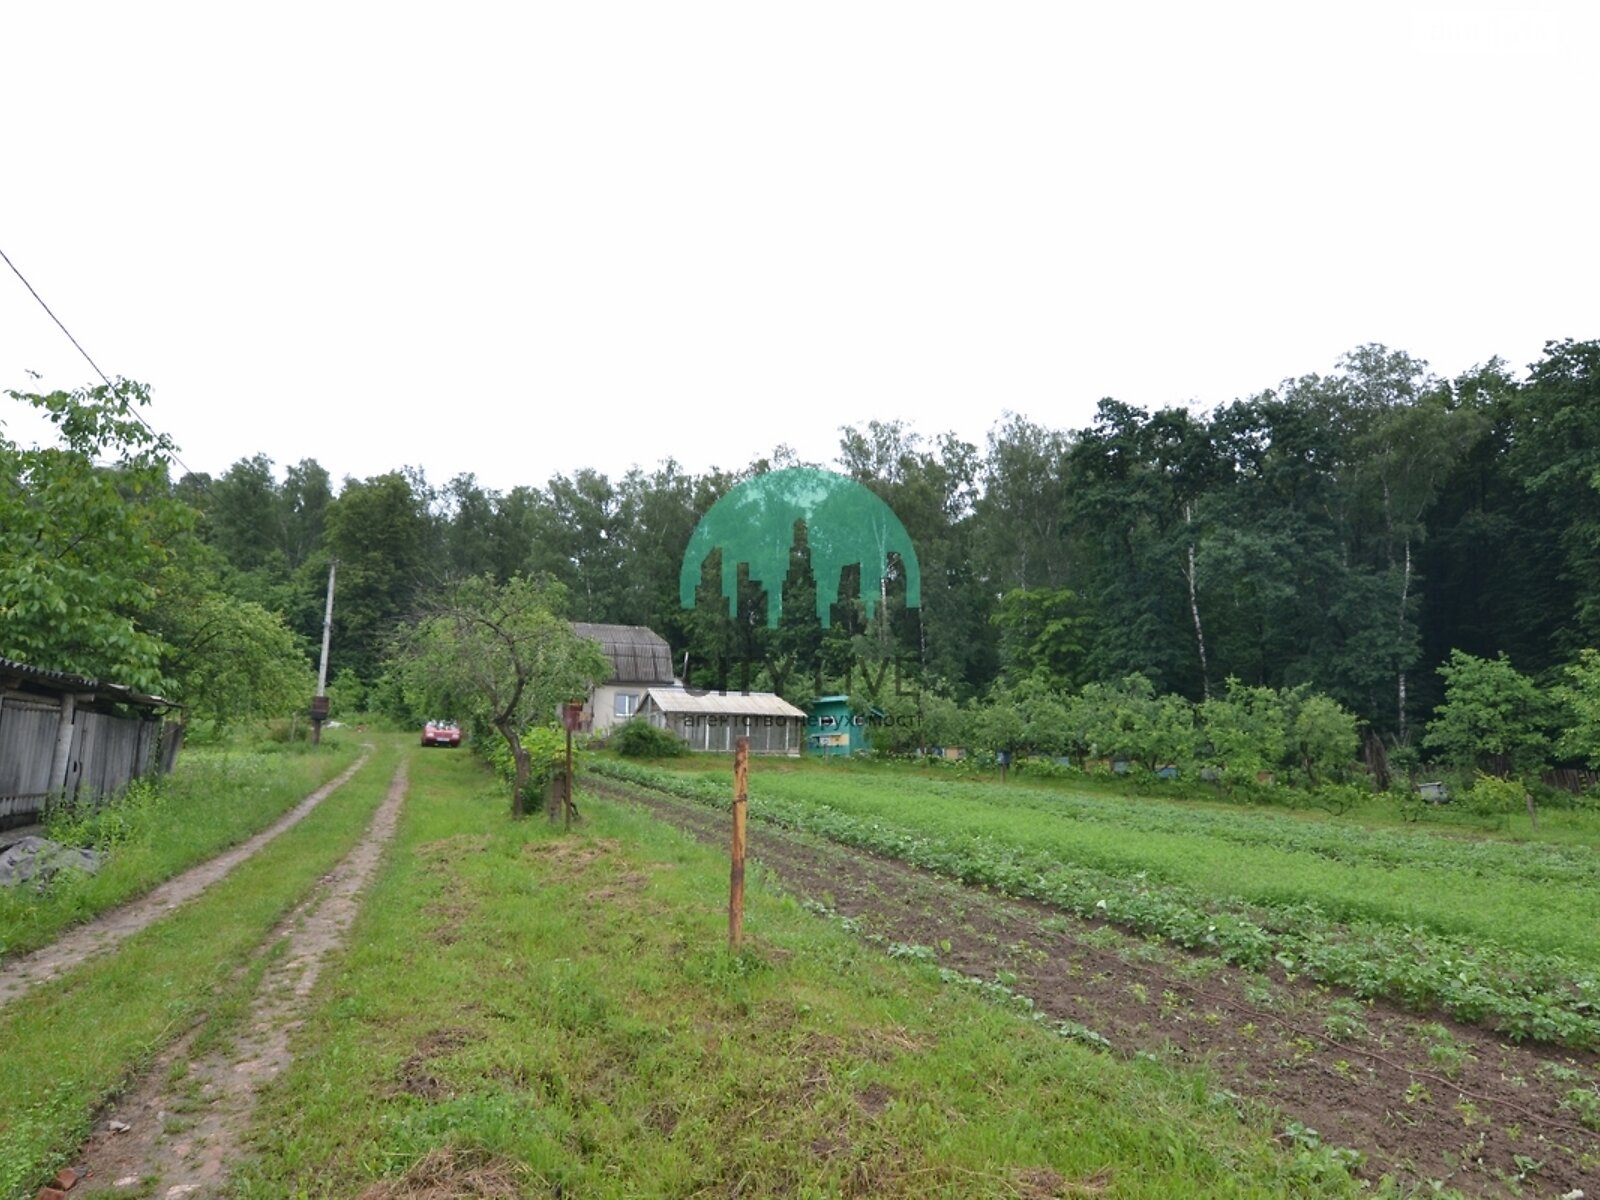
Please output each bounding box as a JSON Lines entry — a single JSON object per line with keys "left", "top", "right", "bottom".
{"left": 6, "top": 338, "right": 1600, "bottom": 772}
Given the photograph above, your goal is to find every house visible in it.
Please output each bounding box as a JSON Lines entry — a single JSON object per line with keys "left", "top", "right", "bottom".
{"left": 0, "top": 657, "right": 179, "bottom": 831}
{"left": 641, "top": 687, "right": 807, "bottom": 755}
{"left": 571, "top": 623, "right": 676, "bottom": 735}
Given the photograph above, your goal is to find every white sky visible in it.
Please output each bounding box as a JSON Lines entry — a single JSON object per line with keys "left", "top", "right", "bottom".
{"left": 3, "top": 1, "right": 1595, "bottom": 495}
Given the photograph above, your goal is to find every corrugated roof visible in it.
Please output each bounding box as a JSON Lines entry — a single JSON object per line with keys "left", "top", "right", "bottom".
{"left": 0, "top": 657, "right": 174, "bottom": 708}
{"left": 571, "top": 623, "right": 676, "bottom": 684}
{"left": 644, "top": 687, "right": 806, "bottom": 719}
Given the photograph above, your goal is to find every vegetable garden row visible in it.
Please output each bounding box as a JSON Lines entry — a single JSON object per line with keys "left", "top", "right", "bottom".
{"left": 591, "top": 759, "right": 1600, "bottom": 1049}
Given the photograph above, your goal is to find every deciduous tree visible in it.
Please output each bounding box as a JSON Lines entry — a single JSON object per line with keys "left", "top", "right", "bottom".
{"left": 392, "top": 576, "right": 608, "bottom": 816}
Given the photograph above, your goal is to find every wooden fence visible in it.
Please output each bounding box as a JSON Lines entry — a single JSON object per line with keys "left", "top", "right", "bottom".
{"left": 0, "top": 691, "right": 171, "bottom": 829}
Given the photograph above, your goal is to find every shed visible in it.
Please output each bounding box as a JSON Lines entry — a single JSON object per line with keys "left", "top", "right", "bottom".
{"left": 0, "top": 657, "right": 179, "bottom": 831}
{"left": 641, "top": 687, "right": 807, "bottom": 756}
{"left": 571, "top": 623, "right": 676, "bottom": 734}
{"left": 806, "top": 694, "right": 878, "bottom": 756}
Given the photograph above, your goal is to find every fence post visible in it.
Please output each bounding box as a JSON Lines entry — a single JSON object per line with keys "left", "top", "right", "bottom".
{"left": 49, "top": 693, "right": 78, "bottom": 793}
{"left": 730, "top": 736, "right": 748, "bottom": 953}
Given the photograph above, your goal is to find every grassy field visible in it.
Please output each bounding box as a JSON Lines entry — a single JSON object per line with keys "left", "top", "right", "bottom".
{"left": 592, "top": 755, "right": 1600, "bottom": 1047}
{"left": 0, "top": 736, "right": 400, "bottom": 1200}
{"left": 231, "top": 746, "right": 1365, "bottom": 1198}
{"left": 0, "top": 733, "right": 364, "bottom": 961}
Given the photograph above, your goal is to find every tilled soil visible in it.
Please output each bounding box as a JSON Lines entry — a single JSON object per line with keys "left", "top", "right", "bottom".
{"left": 0, "top": 747, "right": 374, "bottom": 1009}
{"left": 72, "top": 760, "right": 410, "bottom": 1197}
{"left": 593, "top": 777, "right": 1600, "bottom": 1199}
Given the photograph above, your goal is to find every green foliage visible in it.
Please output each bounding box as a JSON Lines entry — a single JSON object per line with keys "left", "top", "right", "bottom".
{"left": 1077, "top": 675, "right": 1198, "bottom": 773}
{"left": 326, "top": 666, "right": 366, "bottom": 718}
{"left": 993, "top": 586, "right": 1089, "bottom": 688}
{"left": 1285, "top": 688, "right": 1360, "bottom": 785}
{"left": 43, "top": 777, "right": 169, "bottom": 855}
{"left": 160, "top": 591, "right": 311, "bottom": 727}
{"left": 322, "top": 472, "right": 434, "bottom": 682}
{"left": 0, "top": 381, "right": 185, "bottom": 692}
{"left": 388, "top": 575, "right": 608, "bottom": 815}
{"left": 1424, "top": 650, "right": 1553, "bottom": 776}
{"left": 965, "top": 688, "right": 1026, "bottom": 755}
{"left": 483, "top": 724, "right": 571, "bottom": 802}
{"left": 367, "top": 668, "right": 414, "bottom": 724}
{"left": 1464, "top": 771, "right": 1529, "bottom": 820}
{"left": 611, "top": 718, "right": 688, "bottom": 758}
{"left": 1200, "top": 679, "right": 1287, "bottom": 785}
{"left": 1557, "top": 648, "right": 1600, "bottom": 767}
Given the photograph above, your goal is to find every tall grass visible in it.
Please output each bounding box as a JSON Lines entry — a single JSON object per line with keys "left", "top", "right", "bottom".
{"left": 0, "top": 736, "right": 362, "bottom": 961}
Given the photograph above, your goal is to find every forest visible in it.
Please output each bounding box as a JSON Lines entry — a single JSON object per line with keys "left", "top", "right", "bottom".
{"left": 6, "top": 338, "right": 1600, "bottom": 774}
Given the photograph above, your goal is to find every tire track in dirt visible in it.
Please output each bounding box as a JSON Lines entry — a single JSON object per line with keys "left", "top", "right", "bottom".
{"left": 0, "top": 747, "right": 374, "bottom": 1009}
{"left": 72, "top": 759, "right": 410, "bottom": 1197}
{"left": 593, "top": 777, "right": 1600, "bottom": 1199}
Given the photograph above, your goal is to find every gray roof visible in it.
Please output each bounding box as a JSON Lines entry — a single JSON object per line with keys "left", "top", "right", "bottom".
{"left": 571, "top": 623, "right": 675, "bottom": 684}
{"left": 0, "top": 656, "right": 175, "bottom": 709}
{"left": 643, "top": 687, "right": 806, "bottom": 719}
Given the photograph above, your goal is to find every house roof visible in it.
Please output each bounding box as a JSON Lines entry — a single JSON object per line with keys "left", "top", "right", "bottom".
{"left": 0, "top": 656, "right": 175, "bottom": 709}
{"left": 643, "top": 687, "right": 806, "bottom": 719}
{"left": 570, "top": 623, "right": 675, "bottom": 684}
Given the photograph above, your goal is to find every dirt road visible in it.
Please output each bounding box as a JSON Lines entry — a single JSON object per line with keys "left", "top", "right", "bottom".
{"left": 73, "top": 759, "right": 409, "bottom": 1197}
{"left": 0, "top": 749, "right": 372, "bottom": 1009}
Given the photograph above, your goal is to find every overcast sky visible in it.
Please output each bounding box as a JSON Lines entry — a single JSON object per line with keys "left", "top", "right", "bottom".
{"left": 4, "top": 2, "right": 1595, "bottom": 494}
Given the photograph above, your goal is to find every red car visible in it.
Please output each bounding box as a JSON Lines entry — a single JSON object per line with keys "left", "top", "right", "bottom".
{"left": 421, "top": 719, "right": 461, "bottom": 748}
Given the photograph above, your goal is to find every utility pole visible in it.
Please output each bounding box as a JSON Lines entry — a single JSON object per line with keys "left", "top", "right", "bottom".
{"left": 311, "top": 558, "right": 337, "bottom": 745}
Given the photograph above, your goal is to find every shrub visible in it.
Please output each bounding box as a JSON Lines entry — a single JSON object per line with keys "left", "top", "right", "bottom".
{"left": 612, "top": 718, "right": 688, "bottom": 759}
{"left": 482, "top": 724, "right": 571, "bottom": 806}
{"left": 1464, "top": 772, "right": 1529, "bottom": 819}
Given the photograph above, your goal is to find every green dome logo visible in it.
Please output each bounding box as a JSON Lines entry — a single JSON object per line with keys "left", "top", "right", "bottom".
{"left": 679, "top": 467, "right": 921, "bottom": 628}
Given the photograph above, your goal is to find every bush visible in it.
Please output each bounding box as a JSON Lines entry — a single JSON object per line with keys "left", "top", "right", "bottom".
{"left": 612, "top": 719, "right": 688, "bottom": 759}
{"left": 1464, "top": 772, "right": 1528, "bottom": 819}
{"left": 480, "top": 725, "right": 571, "bottom": 808}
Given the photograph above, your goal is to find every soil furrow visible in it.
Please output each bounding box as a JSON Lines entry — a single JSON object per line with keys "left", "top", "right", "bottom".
{"left": 594, "top": 776, "right": 1600, "bottom": 1198}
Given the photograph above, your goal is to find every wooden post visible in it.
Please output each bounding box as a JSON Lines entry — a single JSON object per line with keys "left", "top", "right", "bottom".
{"left": 730, "top": 736, "right": 748, "bottom": 953}
{"left": 49, "top": 692, "right": 79, "bottom": 793}
{"left": 564, "top": 724, "right": 575, "bottom": 828}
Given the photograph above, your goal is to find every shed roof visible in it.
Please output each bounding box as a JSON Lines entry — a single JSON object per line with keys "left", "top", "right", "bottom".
{"left": 0, "top": 656, "right": 174, "bottom": 709}
{"left": 644, "top": 687, "right": 806, "bottom": 719}
{"left": 570, "top": 623, "right": 675, "bottom": 684}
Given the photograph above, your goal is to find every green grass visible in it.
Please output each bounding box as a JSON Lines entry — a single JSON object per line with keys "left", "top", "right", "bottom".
{"left": 629, "top": 754, "right": 1600, "bottom": 965}
{"left": 593, "top": 757, "right": 1600, "bottom": 1046}
{"left": 0, "top": 736, "right": 402, "bottom": 1200}
{"left": 232, "top": 747, "right": 1365, "bottom": 1198}
{"left": 0, "top": 733, "right": 363, "bottom": 961}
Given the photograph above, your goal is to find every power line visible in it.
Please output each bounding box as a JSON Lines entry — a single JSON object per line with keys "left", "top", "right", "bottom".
{"left": 0, "top": 243, "right": 201, "bottom": 480}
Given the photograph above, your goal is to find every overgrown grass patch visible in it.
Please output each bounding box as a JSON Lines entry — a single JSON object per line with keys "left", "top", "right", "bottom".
{"left": 0, "top": 733, "right": 363, "bottom": 961}
{"left": 234, "top": 748, "right": 1363, "bottom": 1198}
{"left": 0, "top": 737, "right": 401, "bottom": 1200}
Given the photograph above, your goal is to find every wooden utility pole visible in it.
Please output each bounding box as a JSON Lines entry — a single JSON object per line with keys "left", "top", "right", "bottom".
{"left": 311, "top": 558, "right": 337, "bottom": 745}
{"left": 730, "top": 736, "right": 748, "bottom": 952}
